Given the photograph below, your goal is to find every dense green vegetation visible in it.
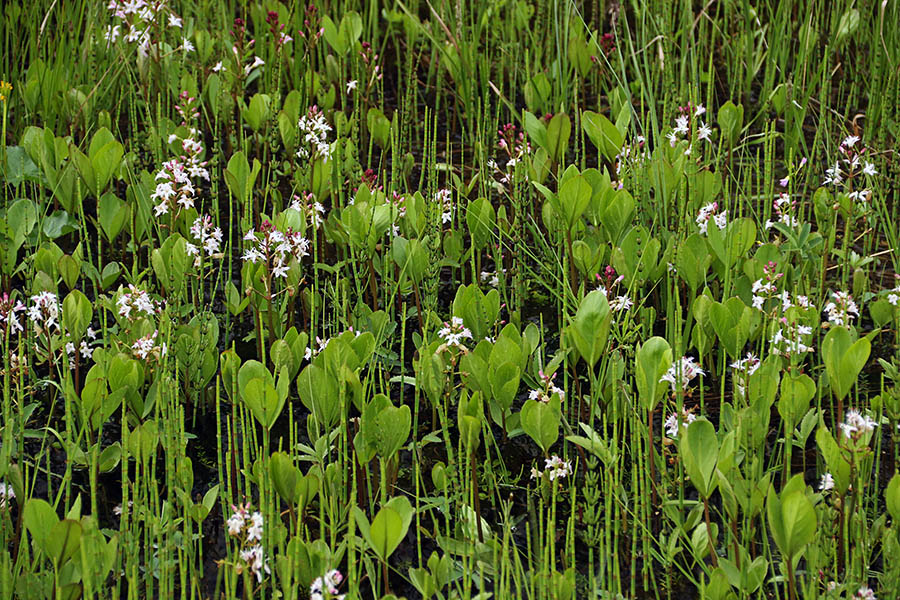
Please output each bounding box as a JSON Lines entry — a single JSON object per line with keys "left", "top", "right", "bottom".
{"left": 1, "top": 0, "right": 899, "bottom": 598}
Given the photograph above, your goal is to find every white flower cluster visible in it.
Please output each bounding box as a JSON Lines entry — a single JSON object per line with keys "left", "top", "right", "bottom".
{"left": 434, "top": 189, "right": 453, "bottom": 224}
{"left": 437, "top": 316, "right": 472, "bottom": 349}
{"left": 751, "top": 263, "right": 808, "bottom": 313}
{"left": 531, "top": 455, "right": 573, "bottom": 481}
{"left": 751, "top": 277, "right": 779, "bottom": 310}
{"left": 310, "top": 569, "right": 345, "bottom": 600}
{"left": 609, "top": 295, "right": 633, "bottom": 312}
{"left": 696, "top": 202, "right": 727, "bottom": 235}
{"left": 660, "top": 356, "right": 704, "bottom": 393}
{"left": 291, "top": 193, "right": 326, "bottom": 229}
{"left": 545, "top": 455, "right": 573, "bottom": 480}
{"left": 226, "top": 504, "right": 270, "bottom": 583}
{"left": 730, "top": 353, "right": 761, "bottom": 398}
{"left": 855, "top": 587, "right": 876, "bottom": 600}
{"left": 823, "top": 291, "right": 859, "bottom": 328}
{"left": 297, "top": 106, "right": 332, "bottom": 162}
{"left": 0, "top": 293, "right": 25, "bottom": 337}
{"left": 666, "top": 104, "right": 712, "bottom": 154}
{"left": 242, "top": 221, "right": 309, "bottom": 277}
{"left": 616, "top": 135, "right": 648, "bottom": 174}
{"left": 0, "top": 481, "right": 14, "bottom": 509}
{"left": 132, "top": 330, "right": 166, "bottom": 361}
{"left": 112, "top": 500, "right": 133, "bottom": 516}
{"left": 242, "top": 55, "right": 265, "bottom": 76}
{"left": 28, "top": 292, "right": 59, "bottom": 333}
{"left": 824, "top": 135, "right": 877, "bottom": 188}
{"left": 117, "top": 285, "right": 160, "bottom": 320}
{"left": 818, "top": 472, "right": 834, "bottom": 492}
{"left": 151, "top": 134, "right": 210, "bottom": 217}
{"left": 839, "top": 409, "right": 877, "bottom": 441}
{"left": 765, "top": 193, "right": 800, "bottom": 230}
{"left": 534, "top": 370, "right": 564, "bottom": 402}
{"left": 664, "top": 408, "right": 697, "bottom": 438}
{"left": 480, "top": 269, "right": 504, "bottom": 287}
{"left": 187, "top": 215, "right": 223, "bottom": 257}
{"left": 64, "top": 338, "right": 94, "bottom": 369}
{"left": 489, "top": 123, "right": 532, "bottom": 186}
{"left": 104, "top": 0, "right": 183, "bottom": 56}
{"left": 304, "top": 335, "right": 330, "bottom": 361}
{"left": 769, "top": 321, "right": 814, "bottom": 357}
{"left": 242, "top": 222, "right": 311, "bottom": 278}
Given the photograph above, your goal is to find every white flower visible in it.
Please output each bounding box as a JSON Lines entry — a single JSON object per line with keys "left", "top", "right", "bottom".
{"left": 823, "top": 291, "right": 859, "bottom": 327}
{"left": 480, "top": 270, "right": 501, "bottom": 287}
{"left": 862, "top": 162, "right": 877, "bottom": 176}
{"left": 823, "top": 162, "right": 843, "bottom": 185}
{"left": 609, "top": 295, "right": 633, "bottom": 312}
{"left": 117, "top": 285, "right": 158, "bottom": 320}
{"left": 437, "top": 316, "right": 473, "bottom": 349}
{"left": 818, "top": 473, "right": 834, "bottom": 492}
{"left": 730, "top": 353, "right": 760, "bottom": 398}
{"left": 310, "top": 569, "right": 345, "bottom": 600}
{"left": 0, "top": 482, "right": 15, "bottom": 508}
{"left": 297, "top": 106, "right": 332, "bottom": 161}
{"left": 246, "top": 511, "right": 264, "bottom": 542}
{"left": 697, "top": 122, "right": 712, "bottom": 142}
{"left": 666, "top": 131, "right": 678, "bottom": 147}
{"left": 132, "top": 330, "right": 165, "bottom": 360}
{"left": 112, "top": 500, "right": 132, "bottom": 517}
{"left": 168, "top": 14, "right": 182, "bottom": 27}
{"left": 855, "top": 587, "right": 876, "bottom": 600}
{"left": 664, "top": 409, "right": 696, "bottom": 438}
{"left": 272, "top": 263, "right": 290, "bottom": 278}
{"left": 28, "top": 292, "right": 60, "bottom": 332}
{"left": 660, "top": 356, "right": 704, "bottom": 392}
{"left": 346, "top": 80, "right": 357, "bottom": 93}
{"left": 239, "top": 545, "right": 270, "bottom": 582}
{"left": 190, "top": 215, "right": 223, "bottom": 257}
{"left": 104, "top": 24, "right": 121, "bottom": 45}
{"left": 226, "top": 510, "right": 245, "bottom": 536}
{"left": 769, "top": 324, "right": 814, "bottom": 356}
{"left": 695, "top": 202, "right": 724, "bottom": 235}
{"left": 544, "top": 455, "right": 572, "bottom": 481}
{"left": 244, "top": 56, "right": 265, "bottom": 76}
{"left": 182, "top": 37, "right": 194, "bottom": 52}
{"left": 212, "top": 61, "right": 225, "bottom": 72}
{"left": 839, "top": 409, "right": 877, "bottom": 440}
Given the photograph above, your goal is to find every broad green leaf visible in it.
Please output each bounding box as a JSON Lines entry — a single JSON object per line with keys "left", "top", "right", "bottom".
{"left": 886, "top": 475, "right": 900, "bottom": 522}
{"left": 582, "top": 110, "right": 625, "bottom": 163}
{"left": 634, "top": 337, "right": 672, "bottom": 411}
{"left": 558, "top": 174, "right": 591, "bottom": 230}
{"left": 520, "top": 397, "right": 560, "bottom": 453}
{"left": 269, "top": 451, "right": 301, "bottom": 504}
{"left": 681, "top": 417, "right": 718, "bottom": 498}
{"left": 61, "top": 290, "right": 91, "bottom": 341}
{"left": 822, "top": 327, "right": 870, "bottom": 402}
{"left": 373, "top": 404, "right": 411, "bottom": 460}
{"left": 23, "top": 498, "right": 59, "bottom": 550}
{"left": 567, "top": 290, "right": 612, "bottom": 368}
{"left": 546, "top": 113, "right": 571, "bottom": 164}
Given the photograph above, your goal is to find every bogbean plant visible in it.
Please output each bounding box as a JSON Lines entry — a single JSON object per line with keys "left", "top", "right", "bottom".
{"left": 1, "top": 0, "right": 900, "bottom": 599}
